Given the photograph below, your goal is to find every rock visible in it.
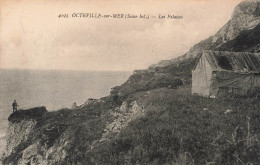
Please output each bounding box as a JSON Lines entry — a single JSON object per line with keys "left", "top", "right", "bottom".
{"left": 150, "top": 0, "right": 260, "bottom": 68}
{"left": 225, "top": 109, "right": 233, "bottom": 114}
{"left": 2, "top": 108, "right": 73, "bottom": 165}
{"left": 4, "top": 119, "right": 37, "bottom": 156}
{"left": 210, "top": 95, "right": 216, "bottom": 99}
{"left": 70, "top": 102, "right": 78, "bottom": 109}
{"left": 99, "top": 100, "right": 145, "bottom": 144}
{"left": 79, "top": 98, "right": 100, "bottom": 108}
{"left": 120, "top": 101, "right": 128, "bottom": 112}
{"left": 18, "top": 142, "right": 48, "bottom": 165}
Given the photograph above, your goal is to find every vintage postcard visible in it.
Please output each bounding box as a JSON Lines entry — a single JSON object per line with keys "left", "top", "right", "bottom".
{"left": 1, "top": 0, "right": 260, "bottom": 164}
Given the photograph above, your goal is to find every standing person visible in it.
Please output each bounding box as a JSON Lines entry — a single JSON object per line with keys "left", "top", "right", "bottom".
{"left": 12, "top": 100, "right": 18, "bottom": 113}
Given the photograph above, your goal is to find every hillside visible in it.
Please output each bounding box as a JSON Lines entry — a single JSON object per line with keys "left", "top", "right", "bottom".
{"left": 1, "top": 0, "right": 260, "bottom": 164}
{"left": 216, "top": 24, "right": 260, "bottom": 52}
{"left": 2, "top": 87, "right": 260, "bottom": 164}
{"left": 151, "top": 0, "right": 260, "bottom": 68}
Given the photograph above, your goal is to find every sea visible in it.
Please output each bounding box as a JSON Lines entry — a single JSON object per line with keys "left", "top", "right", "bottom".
{"left": 0, "top": 69, "right": 132, "bottom": 152}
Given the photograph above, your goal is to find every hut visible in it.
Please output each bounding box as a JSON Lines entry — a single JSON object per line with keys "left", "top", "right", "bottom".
{"left": 192, "top": 50, "right": 260, "bottom": 97}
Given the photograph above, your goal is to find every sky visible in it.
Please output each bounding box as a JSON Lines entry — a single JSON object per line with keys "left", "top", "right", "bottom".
{"left": 0, "top": 0, "right": 243, "bottom": 71}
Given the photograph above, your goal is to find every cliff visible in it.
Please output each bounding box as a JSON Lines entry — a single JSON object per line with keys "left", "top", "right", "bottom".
{"left": 2, "top": 107, "right": 48, "bottom": 164}
{"left": 151, "top": 0, "right": 260, "bottom": 68}
{"left": 1, "top": 99, "right": 146, "bottom": 164}
{"left": 4, "top": 89, "right": 260, "bottom": 164}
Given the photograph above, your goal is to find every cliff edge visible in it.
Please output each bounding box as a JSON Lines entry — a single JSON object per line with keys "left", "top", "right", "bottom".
{"left": 2, "top": 107, "right": 47, "bottom": 164}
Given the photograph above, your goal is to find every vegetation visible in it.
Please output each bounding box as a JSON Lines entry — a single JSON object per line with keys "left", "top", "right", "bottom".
{"left": 7, "top": 85, "right": 258, "bottom": 164}
{"left": 3, "top": 97, "right": 118, "bottom": 165}
{"left": 85, "top": 87, "right": 260, "bottom": 165}
{"left": 4, "top": 56, "right": 260, "bottom": 164}
{"left": 111, "top": 55, "right": 200, "bottom": 98}
{"left": 8, "top": 106, "right": 47, "bottom": 123}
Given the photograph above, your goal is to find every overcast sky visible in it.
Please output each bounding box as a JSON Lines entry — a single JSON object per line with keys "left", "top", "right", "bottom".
{"left": 0, "top": 0, "right": 242, "bottom": 71}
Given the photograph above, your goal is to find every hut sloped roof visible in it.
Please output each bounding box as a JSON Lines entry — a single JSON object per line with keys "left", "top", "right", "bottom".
{"left": 203, "top": 50, "right": 260, "bottom": 72}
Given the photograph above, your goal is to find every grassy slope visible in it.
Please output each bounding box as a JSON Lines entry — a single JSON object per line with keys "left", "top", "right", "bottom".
{"left": 81, "top": 25, "right": 260, "bottom": 164}
{"left": 111, "top": 55, "right": 201, "bottom": 99}
{"left": 5, "top": 86, "right": 260, "bottom": 164}
{"left": 86, "top": 87, "right": 260, "bottom": 165}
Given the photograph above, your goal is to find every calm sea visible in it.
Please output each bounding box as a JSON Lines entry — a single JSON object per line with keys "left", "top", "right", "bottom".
{"left": 0, "top": 69, "right": 132, "bottom": 152}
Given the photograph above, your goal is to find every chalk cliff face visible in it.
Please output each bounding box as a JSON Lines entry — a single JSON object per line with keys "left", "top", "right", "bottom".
{"left": 2, "top": 107, "right": 47, "bottom": 164}
{"left": 1, "top": 107, "right": 74, "bottom": 165}
{"left": 151, "top": 0, "right": 260, "bottom": 68}
{"left": 5, "top": 120, "right": 37, "bottom": 157}
{"left": 190, "top": 0, "right": 260, "bottom": 52}
{"left": 218, "top": 0, "right": 260, "bottom": 40}
{"left": 1, "top": 100, "right": 145, "bottom": 164}
{"left": 4, "top": 120, "right": 50, "bottom": 165}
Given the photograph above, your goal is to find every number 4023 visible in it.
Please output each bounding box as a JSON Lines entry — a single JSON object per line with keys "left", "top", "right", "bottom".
{"left": 58, "top": 14, "right": 69, "bottom": 18}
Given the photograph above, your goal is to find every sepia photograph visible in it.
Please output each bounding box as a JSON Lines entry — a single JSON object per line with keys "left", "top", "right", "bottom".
{"left": 0, "top": 0, "right": 260, "bottom": 164}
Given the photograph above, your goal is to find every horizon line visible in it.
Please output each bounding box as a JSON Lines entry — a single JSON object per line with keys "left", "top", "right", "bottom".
{"left": 0, "top": 67, "right": 135, "bottom": 72}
